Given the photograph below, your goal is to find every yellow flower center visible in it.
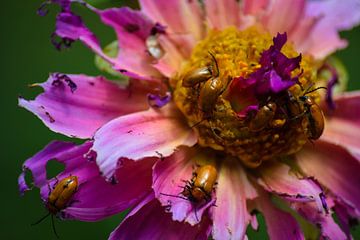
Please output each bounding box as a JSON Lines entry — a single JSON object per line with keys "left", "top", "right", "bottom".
{"left": 172, "top": 27, "right": 324, "bottom": 168}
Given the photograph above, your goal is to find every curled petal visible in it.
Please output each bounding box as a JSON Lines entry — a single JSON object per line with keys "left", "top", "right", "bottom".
{"left": 109, "top": 193, "right": 211, "bottom": 240}
{"left": 19, "top": 141, "right": 154, "bottom": 221}
{"left": 212, "top": 159, "right": 257, "bottom": 240}
{"left": 255, "top": 189, "right": 305, "bottom": 240}
{"left": 297, "top": 141, "right": 360, "bottom": 215}
{"left": 257, "top": 162, "right": 327, "bottom": 213}
{"left": 333, "top": 199, "right": 359, "bottom": 239}
{"left": 92, "top": 104, "right": 197, "bottom": 180}
{"left": 19, "top": 74, "right": 149, "bottom": 138}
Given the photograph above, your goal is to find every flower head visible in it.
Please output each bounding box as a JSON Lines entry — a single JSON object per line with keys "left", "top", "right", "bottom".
{"left": 19, "top": 0, "right": 360, "bottom": 239}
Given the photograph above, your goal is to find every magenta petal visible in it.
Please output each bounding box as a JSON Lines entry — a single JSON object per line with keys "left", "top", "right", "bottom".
{"left": 333, "top": 199, "right": 359, "bottom": 239}
{"left": 19, "top": 74, "right": 149, "bottom": 138}
{"left": 257, "top": 162, "right": 327, "bottom": 213}
{"left": 303, "top": 0, "right": 360, "bottom": 58}
{"left": 109, "top": 193, "right": 211, "bottom": 240}
{"left": 96, "top": 7, "right": 162, "bottom": 78}
{"left": 297, "top": 141, "right": 360, "bottom": 215}
{"left": 92, "top": 104, "right": 197, "bottom": 180}
{"left": 212, "top": 160, "right": 257, "bottom": 240}
{"left": 292, "top": 202, "right": 346, "bottom": 240}
{"left": 255, "top": 190, "right": 305, "bottom": 240}
{"left": 19, "top": 141, "right": 155, "bottom": 221}
{"left": 152, "top": 147, "right": 214, "bottom": 225}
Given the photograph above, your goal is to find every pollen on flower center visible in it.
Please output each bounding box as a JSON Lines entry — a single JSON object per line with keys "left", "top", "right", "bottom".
{"left": 172, "top": 27, "right": 324, "bottom": 168}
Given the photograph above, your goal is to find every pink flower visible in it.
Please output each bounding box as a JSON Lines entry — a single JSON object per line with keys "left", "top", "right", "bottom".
{"left": 19, "top": 0, "right": 360, "bottom": 239}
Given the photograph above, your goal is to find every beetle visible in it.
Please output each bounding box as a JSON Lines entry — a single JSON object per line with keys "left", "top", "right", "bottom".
{"left": 298, "top": 95, "right": 325, "bottom": 140}
{"left": 182, "top": 52, "right": 219, "bottom": 88}
{"left": 182, "top": 164, "right": 218, "bottom": 203}
{"left": 248, "top": 102, "right": 277, "bottom": 132}
{"left": 32, "top": 176, "right": 79, "bottom": 238}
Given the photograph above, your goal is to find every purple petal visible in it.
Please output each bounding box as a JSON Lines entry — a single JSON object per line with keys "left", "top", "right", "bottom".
{"left": 292, "top": 202, "right": 346, "bottom": 240}
{"left": 297, "top": 141, "right": 360, "bottom": 215}
{"left": 147, "top": 92, "right": 171, "bottom": 108}
{"left": 92, "top": 104, "right": 197, "bottom": 180}
{"left": 212, "top": 160, "right": 257, "bottom": 240}
{"left": 19, "top": 141, "right": 155, "bottom": 221}
{"left": 333, "top": 199, "right": 359, "bottom": 239}
{"left": 19, "top": 74, "right": 149, "bottom": 139}
{"left": 109, "top": 193, "right": 211, "bottom": 240}
{"left": 255, "top": 189, "right": 305, "bottom": 240}
{"left": 257, "top": 162, "right": 328, "bottom": 213}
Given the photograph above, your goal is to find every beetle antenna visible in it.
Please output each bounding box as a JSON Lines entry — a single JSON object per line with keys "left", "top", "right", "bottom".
{"left": 51, "top": 214, "right": 59, "bottom": 239}
{"left": 208, "top": 51, "right": 219, "bottom": 77}
{"left": 160, "top": 192, "right": 188, "bottom": 201}
{"left": 304, "top": 86, "right": 327, "bottom": 95}
{"left": 31, "top": 212, "right": 50, "bottom": 226}
{"left": 190, "top": 118, "right": 207, "bottom": 128}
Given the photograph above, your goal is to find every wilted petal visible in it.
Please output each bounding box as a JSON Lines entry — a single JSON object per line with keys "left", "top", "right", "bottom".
{"left": 257, "top": 162, "right": 327, "bottom": 213}
{"left": 302, "top": 0, "right": 360, "bottom": 58}
{"left": 212, "top": 159, "right": 257, "bottom": 240}
{"left": 297, "top": 141, "right": 360, "bottom": 215}
{"left": 18, "top": 141, "right": 155, "bottom": 221}
{"left": 93, "top": 104, "right": 197, "bottom": 180}
{"left": 292, "top": 202, "right": 346, "bottom": 240}
{"left": 109, "top": 193, "right": 211, "bottom": 240}
{"left": 255, "top": 189, "right": 305, "bottom": 240}
{"left": 322, "top": 91, "right": 360, "bottom": 157}
{"left": 19, "top": 74, "right": 149, "bottom": 138}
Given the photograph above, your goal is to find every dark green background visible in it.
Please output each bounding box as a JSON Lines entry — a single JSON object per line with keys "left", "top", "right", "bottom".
{"left": 2, "top": 0, "right": 359, "bottom": 239}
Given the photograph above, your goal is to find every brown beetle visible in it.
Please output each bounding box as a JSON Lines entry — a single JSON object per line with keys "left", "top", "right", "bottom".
{"left": 249, "top": 102, "right": 277, "bottom": 132}
{"left": 299, "top": 95, "right": 325, "bottom": 140}
{"left": 182, "top": 164, "right": 218, "bottom": 203}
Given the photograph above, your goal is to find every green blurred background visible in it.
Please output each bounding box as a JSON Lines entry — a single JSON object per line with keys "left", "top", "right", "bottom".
{"left": 1, "top": 0, "right": 359, "bottom": 239}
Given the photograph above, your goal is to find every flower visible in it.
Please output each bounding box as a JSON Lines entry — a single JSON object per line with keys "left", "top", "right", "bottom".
{"left": 18, "top": 0, "right": 360, "bottom": 239}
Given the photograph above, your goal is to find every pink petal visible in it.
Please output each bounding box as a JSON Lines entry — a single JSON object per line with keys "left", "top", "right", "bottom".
{"left": 242, "top": 0, "right": 269, "bottom": 15}
{"left": 261, "top": 0, "right": 306, "bottom": 35}
{"left": 19, "top": 141, "right": 154, "bottom": 221}
{"left": 255, "top": 189, "right": 305, "bottom": 240}
{"left": 212, "top": 159, "right": 257, "bottom": 240}
{"left": 333, "top": 198, "right": 359, "bottom": 239}
{"left": 205, "top": 0, "right": 242, "bottom": 30}
{"left": 96, "top": 7, "right": 162, "bottom": 79}
{"left": 321, "top": 91, "right": 360, "bottom": 158}
{"left": 302, "top": 0, "right": 360, "bottom": 58}
{"left": 92, "top": 104, "right": 197, "bottom": 180}
{"left": 109, "top": 193, "right": 211, "bottom": 240}
{"left": 139, "top": 0, "right": 204, "bottom": 41}
{"left": 19, "top": 74, "right": 149, "bottom": 138}
{"left": 296, "top": 141, "right": 360, "bottom": 215}
{"left": 292, "top": 202, "right": 346, "bottom": 240}
{"left": 153, "top": 147, "right": 215, "bottom": 225}
{"left": 257, "top": 162, "right": 327, "bottom": 213}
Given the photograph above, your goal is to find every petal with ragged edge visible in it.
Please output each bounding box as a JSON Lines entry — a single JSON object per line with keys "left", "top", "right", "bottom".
{"left": 255, "top": 189, "right": 305, "bottom": 240}
{"left": 302, "top": 0, "right": 360, "bottom": 58}
{"left": 292, "top": 202, "right": 346, "bottom": 240}
{"left": 322, "top": 91, "right": 360, "bottom": 158}
{"left": 19, "top": 141, "right": 155, "bottom": 221}
{"left": 109, "top": 193, "right": 211, "bottom": 240}
{"left": 212, "top": 160, "right": 257, "bottom": 240}
{"left": 92, "top": 104, "right": 197, "bottom": 180}
{"left": 257, "top": 162, "right": 327, "bottom": 213}
{"left": 297, "top": 141, "right": 360, "bottom": 215}
{"left": 19, "top": 74, "right": 149, "bottom": 139}
{"left": 152, "top": 147, "right": 215, "bottom": 225}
